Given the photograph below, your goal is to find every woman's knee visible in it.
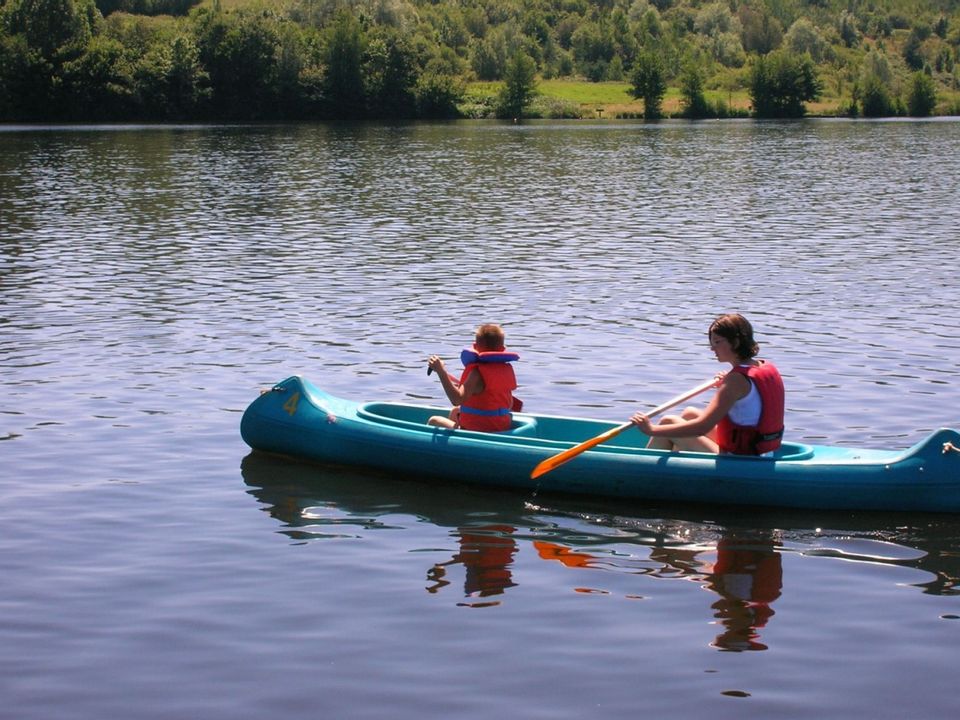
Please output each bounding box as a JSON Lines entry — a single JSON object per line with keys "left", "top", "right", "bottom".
{"left": 680, "top": 406, "right": 703, "bottom": 421}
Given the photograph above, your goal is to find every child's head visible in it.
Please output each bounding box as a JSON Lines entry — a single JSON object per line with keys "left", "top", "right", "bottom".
{"left": 474, "top": 323, "right": 506, "bottom": 352}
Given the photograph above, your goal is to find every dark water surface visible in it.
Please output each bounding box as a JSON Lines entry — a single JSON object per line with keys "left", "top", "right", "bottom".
{"left": 2, "top": 119, "right": 959, "bottom": 719}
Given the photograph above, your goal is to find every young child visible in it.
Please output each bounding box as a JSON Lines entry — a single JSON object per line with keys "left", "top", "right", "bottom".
{"left": 427, "top": 323, "right": 520, "bottom": 432}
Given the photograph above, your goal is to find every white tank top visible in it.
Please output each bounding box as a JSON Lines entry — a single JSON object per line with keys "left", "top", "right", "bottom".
{"left": 727, "top": 367, "right": 762, "bottom": 426}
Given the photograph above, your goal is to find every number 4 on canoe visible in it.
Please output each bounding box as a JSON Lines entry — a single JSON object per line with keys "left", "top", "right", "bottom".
{"left": 529, "top": 377, "right": 721, "bottom": 480}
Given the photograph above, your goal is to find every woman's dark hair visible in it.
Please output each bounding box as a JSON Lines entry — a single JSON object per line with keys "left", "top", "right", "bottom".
{"left": 709, "top": 314, "right": 759, "bottom": 360}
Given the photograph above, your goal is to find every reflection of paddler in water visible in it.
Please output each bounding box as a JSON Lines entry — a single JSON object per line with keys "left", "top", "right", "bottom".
{"left": 700, "top": 533, "right": 782, "bottom": 651}
{"left": 427, "top": 525, "right": 518, "bottom": 601}
{"left": 537, "top": 530, "right": 782, "bottom": 651}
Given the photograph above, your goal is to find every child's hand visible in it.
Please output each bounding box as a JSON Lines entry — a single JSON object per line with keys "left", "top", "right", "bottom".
{"left": 427, "top": 355, "right": 445, "bottom": 376}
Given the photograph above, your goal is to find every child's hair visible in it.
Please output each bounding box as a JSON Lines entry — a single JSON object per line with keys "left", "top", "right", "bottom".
{"left": 709, "top": 313, "right": 759, "bottom": 360}
{"left": 475, "top": 323, "right": 506, "bottom": 351}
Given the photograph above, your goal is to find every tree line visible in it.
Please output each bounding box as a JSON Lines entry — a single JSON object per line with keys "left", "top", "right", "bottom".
{"left": 1, "top": 0, "right": 957, "bottom": 122}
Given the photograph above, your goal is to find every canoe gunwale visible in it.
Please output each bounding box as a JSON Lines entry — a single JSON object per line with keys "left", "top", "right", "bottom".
{"left": 356, "top": 400, "right": 822, "bottom": 461}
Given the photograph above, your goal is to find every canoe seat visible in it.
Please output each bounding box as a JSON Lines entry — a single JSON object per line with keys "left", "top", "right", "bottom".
{"left": 507, "top": 415, "right": 538, "bottom": 437}
{"left": 358, "top": 402, "right": 538, "bottom": 437}
{"left": 773, "top": 442, "right": 815, "bottom": 460}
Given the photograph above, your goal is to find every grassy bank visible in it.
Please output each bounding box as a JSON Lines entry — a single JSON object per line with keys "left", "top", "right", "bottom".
{"left": 467, "top": 78, "right": 860, "bottom": 119}
{"left": 471, "top": 73, "right": 960, "bottom": 119}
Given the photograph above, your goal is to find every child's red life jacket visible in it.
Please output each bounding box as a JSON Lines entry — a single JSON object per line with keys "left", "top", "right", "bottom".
{"left": 458, "top": 348, "right": 519, "bottom": 432}
{"left": 715, "top": 361, "right": 785, "bottom": 455}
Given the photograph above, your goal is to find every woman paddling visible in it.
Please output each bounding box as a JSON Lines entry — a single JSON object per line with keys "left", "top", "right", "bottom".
{"left": 631, "top": 314, "right": 785, "bottom": 455}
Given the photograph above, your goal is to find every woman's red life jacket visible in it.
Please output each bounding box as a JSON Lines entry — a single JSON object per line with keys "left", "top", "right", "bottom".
{"left": 715, "top": 361, "right": 785, "bottom": 455}
{"left": 458, "top": 349, "right": 518, "bottom": 432}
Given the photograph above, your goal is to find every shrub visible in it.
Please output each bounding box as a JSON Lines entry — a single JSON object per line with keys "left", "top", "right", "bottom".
{"left": 859, "top": 74, "right": 894, "bottom": 117}
{"left": 630, "top": 50, "right": 667, "bottom": 119}
{"left": 679, "top": 62, "right": 711, "bottom": 118}
{"left": 748, "top": 50, "right": 821, "bottom": 118}
{"left": 906, "top": 71, "right": 937, "bottom": 116}
{"left": 496, "top": 50, "right": 537, "bottom": 119}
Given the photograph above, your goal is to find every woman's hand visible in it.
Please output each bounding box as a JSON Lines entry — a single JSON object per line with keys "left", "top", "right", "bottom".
{"left": 631, "top": 412, "right": 654, "bottom": 434}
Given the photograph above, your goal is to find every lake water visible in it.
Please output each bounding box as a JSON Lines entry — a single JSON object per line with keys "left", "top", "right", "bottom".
{"left": 2, "top": 118, "right": 960, "bottom": 719}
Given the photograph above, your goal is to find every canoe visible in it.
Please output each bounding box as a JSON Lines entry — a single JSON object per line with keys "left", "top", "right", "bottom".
{"left": 240, "top": 375, "right": 960, "bottom": 513}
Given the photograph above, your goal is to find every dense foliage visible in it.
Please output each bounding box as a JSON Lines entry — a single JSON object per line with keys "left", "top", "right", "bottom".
{"left": 1, "top": 0, "right": 958, "bottom": 121}
{"left": 748, "top": 49, "right": 821, "bottom": 117}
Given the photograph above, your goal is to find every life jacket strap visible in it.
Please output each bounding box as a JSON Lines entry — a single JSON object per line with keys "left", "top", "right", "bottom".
{"left": 460, "top": 406, "right": 512, "bottom": 417}
{"left": 730, "top": 426, "right": 784, "bottom": 453}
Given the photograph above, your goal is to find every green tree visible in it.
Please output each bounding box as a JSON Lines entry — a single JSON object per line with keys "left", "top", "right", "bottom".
{"left": 364, "top": 25, "right": 419, "bottom": 118}
{"left": 784, "top": 18, "right": 829, "bottom": 63}
{"left": 861, "top": 47, "right": 892, "bottom": 86}
{"left": 934, "top": 15, "right": 948, "bottom": 39}
{"left": 630, "top": 50, "right": 666, "bottom": 119}
{"left": 3, "top": 0, "right": 99, "bottom": 60}
{"left": 839, "top": 11, "right": 859, "bottom": 48}
{"left": 416, "top": 69, "right": 464, "bottom": 118}
{"left": 195, "top": 8, "right": 283, "bottom": 120}
{"left": 496, "top": 50, "right": 537, "bottom": 119}
{"left": 695, "top": 2, "right": 738, "bottom": 37}
{"left": 907, "top": 70, "right": 937, "bottom": 116}
{"left": 133, "top": 40, "right": 176, "bottom": 118}
{"left": 0, "top": 0, "right": 102, "bottom": 118}
{"left": 320, "top": 8, "right": 366, "bottom": 118}
{"left": 636, "top": 4, "right": 663, "bottom": 37}
{"left": 748, "top": 50, "right": 821, "bottom": 118}
{"left": 165, "top": 35, "right": 210, "bottom": 120}
{"left": 738, "top": 4, "right": 783, "bottom": 54}
{"left": 903, "top": 28, "right": 925, "bottom": 71}
{"left": 570, "top": 19, "right": 614, "bottom": 81}
{"left": 273, "top": 22, "right": 310, "bottom": 118}
{"left": 0, "top": 33, "right": 56, "bottom": 119}
{"left": 470, "top": 28, "right": 508, "bottom": 81}
{"left": 679, "top": 61, "right": 710, "bottom": 118}
{"left": 858, "top": 73, "right": 894, "bottom": 117}
{"left": 61, "top": 35, "right": 133, "bottom": 118}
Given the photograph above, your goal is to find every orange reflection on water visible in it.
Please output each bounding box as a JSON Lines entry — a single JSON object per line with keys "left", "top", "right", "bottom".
{"left": 540, "top": 532, "right": 783, "bottom": 652}
{"left": 427, "top": 524, "right": 518, "bottom": 604}
{"left": 703, "top": 535, "right": 782, "bottom": 651}
{"left": 533, "top": 540, "right": 595, "bottom": 568}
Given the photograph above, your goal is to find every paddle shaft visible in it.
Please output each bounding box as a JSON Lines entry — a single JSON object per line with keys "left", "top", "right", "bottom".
{"left": 529, "top": 377, "right": 719, "bottom": 480}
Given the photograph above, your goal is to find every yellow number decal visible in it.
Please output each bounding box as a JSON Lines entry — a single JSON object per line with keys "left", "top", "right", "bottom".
{"left": 282, "top": 391, "right": 300, "bottom": 416}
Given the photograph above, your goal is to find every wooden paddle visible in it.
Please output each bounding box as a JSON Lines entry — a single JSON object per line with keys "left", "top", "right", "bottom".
{"left": 529, "top": 377, "right": 720, "bottom": 480}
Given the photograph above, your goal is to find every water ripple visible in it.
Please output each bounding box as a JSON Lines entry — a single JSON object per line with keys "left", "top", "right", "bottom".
{"left": 2, "top": 121, "right": 959, "bottom": 451}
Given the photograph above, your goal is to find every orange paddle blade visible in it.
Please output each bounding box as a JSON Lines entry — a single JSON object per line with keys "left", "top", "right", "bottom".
{"left": 530, "top": 421, "right": 633, "bottom": 479}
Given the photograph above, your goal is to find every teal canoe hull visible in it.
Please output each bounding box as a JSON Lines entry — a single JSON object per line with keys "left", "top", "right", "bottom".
{"left": 240, "top": 376, "right": 960, "bottom": 513}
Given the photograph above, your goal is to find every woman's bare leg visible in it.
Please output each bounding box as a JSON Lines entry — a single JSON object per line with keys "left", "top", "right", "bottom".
{"left": 646, "top": 406, "right": 720, "bottom": 453}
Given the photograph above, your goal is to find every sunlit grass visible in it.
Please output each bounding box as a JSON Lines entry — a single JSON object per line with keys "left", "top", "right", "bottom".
{"left": 539, "top": 79, "right": 635, "bottom": 104}
{"left": 467, "top": 78, "right": 765, "bottom": 116}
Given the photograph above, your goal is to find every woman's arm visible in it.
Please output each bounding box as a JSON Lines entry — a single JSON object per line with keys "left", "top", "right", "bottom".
{"left": 634, "top": 372, "right": 749, "bottom": 438}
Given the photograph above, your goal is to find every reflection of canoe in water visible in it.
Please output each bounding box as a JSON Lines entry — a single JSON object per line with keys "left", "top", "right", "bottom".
{"left": 240, "top": 376, "right": 960, "bottom": 513}
{"left": 239, "top": 450, "right": 960, "bottom": 596}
